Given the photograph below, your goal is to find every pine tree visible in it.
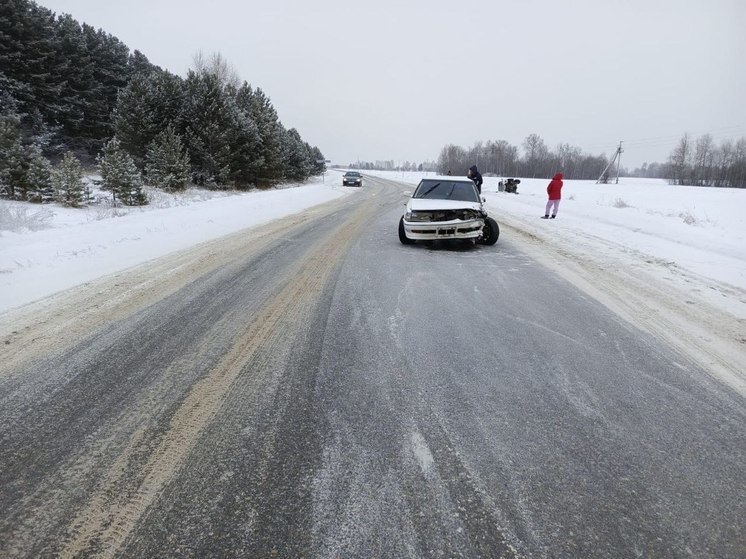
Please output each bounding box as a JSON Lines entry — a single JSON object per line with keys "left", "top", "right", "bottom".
{"left": 145, "top": 126, "right": 190, "bottom": 191}
{"left": 0, "top": 114, "right": 24, "bottom": 198}
{"left": 113, "top": 74, "right": 158, "bottom": 167}
{"left": 310, "top": 146, "right": 326, "bottom": 175}
{"left": 53, "top": 151, "right": 85, "bottom": 206}
{"left": 97, "top": 137, "right": 147, "bottom": 205}
{"left": 24, "top": 143, "right": 53, "bottom": 202}
{"left": 235, "top": 84, "right": 283, "bottom": 185}
{"left": 0, "top": 0, "right": 62, "bottom": 124}
{"left": 0, "top": 115, "right": 53, "bottom": 201}
{"left": 53, "top": 13, "right": 95, "bottom": 139}
{"left": 0, "top": 73, "right": 23, "bottom": 118}
{"left": 114, "top": 70, "right": 184, "bottom": 167}
{"left": 225, "top": 89, "right": 262, "bottom": 189}
{"left": 254, "top": 89, "right": 283, "bottom": 181}
{"left": 281, "top": 127, "right": 311, "bottom": 181}
{"left": 128, "top": 49, "right": 156, "bottom": 76}
{"left": 178, "top": 71, "right": 235, "bottom": 187}
{"left": 82, "top": 24, "right": 131, "bottom": 148}
{"left": 22, "top": 108, "right": 59, "bottom": 152}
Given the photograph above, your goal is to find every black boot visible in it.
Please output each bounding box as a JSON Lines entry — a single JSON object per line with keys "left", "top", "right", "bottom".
{"left": 550, "top": 215, "right": 556, "bottom": 219}
{"left": 541, "top": 215, "right": 549, "bottom": 219}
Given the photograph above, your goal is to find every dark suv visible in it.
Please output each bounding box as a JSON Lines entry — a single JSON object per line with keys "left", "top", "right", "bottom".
{"left": 342, "top": 171, "right": 363, "bottom": 187}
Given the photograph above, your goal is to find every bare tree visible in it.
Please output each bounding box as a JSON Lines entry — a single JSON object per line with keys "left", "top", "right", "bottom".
{"left": 554, "top": 143, "right": 582, "bottom": 177}
{"left": 694, "top": 133, "right": 714, "bottom": 186}
{"left": 469, "top": 141, "right": 484, "bottom": 170}
{"left": 669, "top": 133, "right": 692, "bottom": 185}
{"left": 497, "top": 140, "right": 519, "bottom": 176}
{"left": 521, "top": 133, "right": 548, "bottom": 177}
{"left": 714, "top": 140, "right": 735, "bottom": 187}
{"left": 191, "top": 50, "right": 241, "bottom": 90}
{"left": 484, "top": 139, "right": 518, "bottom": 176}
{"left": 734, "top": 138, "right": 746, "bottom": 188}
{"left": 437, "top": 144, "right": 467, "bottom": 175}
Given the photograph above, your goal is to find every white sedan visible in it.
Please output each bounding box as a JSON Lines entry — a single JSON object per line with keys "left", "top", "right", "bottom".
{"left": 399, "top": 177, "right": 499, "bottom": 245}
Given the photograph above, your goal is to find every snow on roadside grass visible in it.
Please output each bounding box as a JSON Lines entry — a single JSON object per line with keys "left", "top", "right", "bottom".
{"left": 0, "top": 173, "right": 351, "bottom": 313}
{"left": 0, "top": 203, "right": 56, "bottom": 233}
{"left": 0, "top": 176, "right": 246, "bottom": 231}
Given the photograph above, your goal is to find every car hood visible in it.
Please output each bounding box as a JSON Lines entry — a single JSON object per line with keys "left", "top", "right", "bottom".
{"left": 408, "top": 199, "right": 483, "bottom": 212}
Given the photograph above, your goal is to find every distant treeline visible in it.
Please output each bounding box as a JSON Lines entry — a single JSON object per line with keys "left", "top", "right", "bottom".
{"left": 663, "top": 133, "right": 746, "bottom": 188}
{"left": 356, "top": 134, "right": 746, "bottom": 188}
{"left": 0, "top": 0, "right": 324, "bottom": 205}
{"left": 348, "top": 160, "right": 437, "bottom": 172}
{"left": 435, "top": 134, "right": 610, "bottom": 180}
{"left": 434, "top": 133, "right": 746, "bottom": 188}
{"left": 346, "top": 136, "right": 607, "bottom": 180}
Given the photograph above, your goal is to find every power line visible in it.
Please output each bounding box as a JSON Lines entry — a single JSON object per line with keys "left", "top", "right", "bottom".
{"left": 582, "top": 125, "right": 746, "bottom": 151}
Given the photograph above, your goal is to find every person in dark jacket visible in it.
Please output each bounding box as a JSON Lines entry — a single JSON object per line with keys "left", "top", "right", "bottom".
{"left": 542, "top": 172, "right": 563, "bottom": 218}
{"left": 467, "top": 165, "right": 483, "bottom": 194}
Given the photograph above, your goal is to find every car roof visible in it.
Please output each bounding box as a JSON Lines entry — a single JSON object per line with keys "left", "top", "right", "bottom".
{"left": 419, "top": 175, "right": 474, "bottom": 183}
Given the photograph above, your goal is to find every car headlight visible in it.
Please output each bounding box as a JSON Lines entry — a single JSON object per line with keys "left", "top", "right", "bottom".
{"left": 405, "top": 210, "right": 412, "bottom": 220}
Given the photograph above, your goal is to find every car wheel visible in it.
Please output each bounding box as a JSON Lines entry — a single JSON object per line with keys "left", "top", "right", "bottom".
{"left": 480, "top": 217, "right": 500, "bottom": 245}
{"left": 399, "top": 216, "right": 414, "bottom": 245}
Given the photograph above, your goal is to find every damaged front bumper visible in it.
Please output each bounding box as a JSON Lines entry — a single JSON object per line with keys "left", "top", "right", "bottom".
{"left": 403, "top": 217, "right": 485, "bottom": 240}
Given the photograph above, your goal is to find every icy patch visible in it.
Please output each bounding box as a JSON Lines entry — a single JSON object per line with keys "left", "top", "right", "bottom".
{"left": 410, "top": 430, "right": 434, "bottom": 476}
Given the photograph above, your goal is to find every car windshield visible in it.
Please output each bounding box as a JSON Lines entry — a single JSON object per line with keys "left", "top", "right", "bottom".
{"left": 344, "top": 172, "right": 360, "bottom": 177}
{"left": 413, "top": 180, "right": 480, "bottom": 202}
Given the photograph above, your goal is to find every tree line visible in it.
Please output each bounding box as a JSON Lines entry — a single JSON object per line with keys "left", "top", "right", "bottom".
{"left": 0, "top": 0, "right": 325, "bottom": 207}
{"left": 665, "top": 133, "right": 746, "bottom": 188}
{"left": 347, "top": 160, "right": 437, "bottom": 172}
{"left": 435, "top": 132, "right": 746, "bottom": 188}
{"left": 435, "top": 134, "right": 609, "bottom": 180}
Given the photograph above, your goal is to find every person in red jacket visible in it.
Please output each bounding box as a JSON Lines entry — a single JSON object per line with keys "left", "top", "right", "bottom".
{"left": 542, "top": 172, "right": 563, "bottom": 219}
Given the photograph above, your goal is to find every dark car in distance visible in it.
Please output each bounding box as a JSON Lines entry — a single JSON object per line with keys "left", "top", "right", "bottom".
{"left": 343, "top": 171, "right": 363, "bottom": 187}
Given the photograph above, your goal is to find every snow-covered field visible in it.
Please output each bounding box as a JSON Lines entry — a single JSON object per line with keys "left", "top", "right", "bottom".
{"left": 0, "top": 173, "right": 350, "bottom": 313}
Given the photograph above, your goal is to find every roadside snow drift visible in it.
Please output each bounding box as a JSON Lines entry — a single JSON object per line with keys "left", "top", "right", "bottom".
{"left": 0, "top": 174, "right": 350, "bottom": 313}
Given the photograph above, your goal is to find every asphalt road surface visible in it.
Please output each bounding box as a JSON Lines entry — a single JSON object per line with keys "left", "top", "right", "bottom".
{"left": 1, "top": 175, "right": 744, "bottom": 558}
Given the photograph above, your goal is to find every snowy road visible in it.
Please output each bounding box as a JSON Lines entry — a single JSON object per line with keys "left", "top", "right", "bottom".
{"left": 0, "top": 176, "right": 744, "bottom": 558}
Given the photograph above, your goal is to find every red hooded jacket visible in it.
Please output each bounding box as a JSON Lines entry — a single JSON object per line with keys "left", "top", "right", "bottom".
{"left": 547, "top": 173, "right": 563, "bottom": 200}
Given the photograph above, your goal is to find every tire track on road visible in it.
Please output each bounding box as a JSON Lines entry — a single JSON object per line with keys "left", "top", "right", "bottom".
{"left": 0, "top": 197, "right": 349, "bottom": 379}
{"left": 55, "top": 189, "right": 385, "bottom": 558}
{"left": 499, "top": 217, "right": 746, "bottom": 396}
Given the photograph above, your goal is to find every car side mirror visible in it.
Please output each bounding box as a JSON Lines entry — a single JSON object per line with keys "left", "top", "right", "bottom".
{"left": 481, "top": 196, "right": 486, "bottom": 203}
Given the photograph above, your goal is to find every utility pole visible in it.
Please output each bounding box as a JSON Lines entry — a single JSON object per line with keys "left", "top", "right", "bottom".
{"left": 596, "top": 141, "right": 624, "bottom": 184}
{"left": 615, "top": 141, "right": 623, "bottom": 184}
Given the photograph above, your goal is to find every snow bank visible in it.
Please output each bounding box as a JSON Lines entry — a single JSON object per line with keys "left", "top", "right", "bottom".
{"left": 0, "top": 174, "right": 349, "bottom": 313}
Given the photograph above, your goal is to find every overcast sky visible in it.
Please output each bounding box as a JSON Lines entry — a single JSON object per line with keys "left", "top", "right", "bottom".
{"left": 38, "top": 0, "right": 746, "bottom": 168}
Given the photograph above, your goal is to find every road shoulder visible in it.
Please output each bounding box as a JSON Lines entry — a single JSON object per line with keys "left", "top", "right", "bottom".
{"left": 499, "top": 215, "right": 746, "bottom": 397}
